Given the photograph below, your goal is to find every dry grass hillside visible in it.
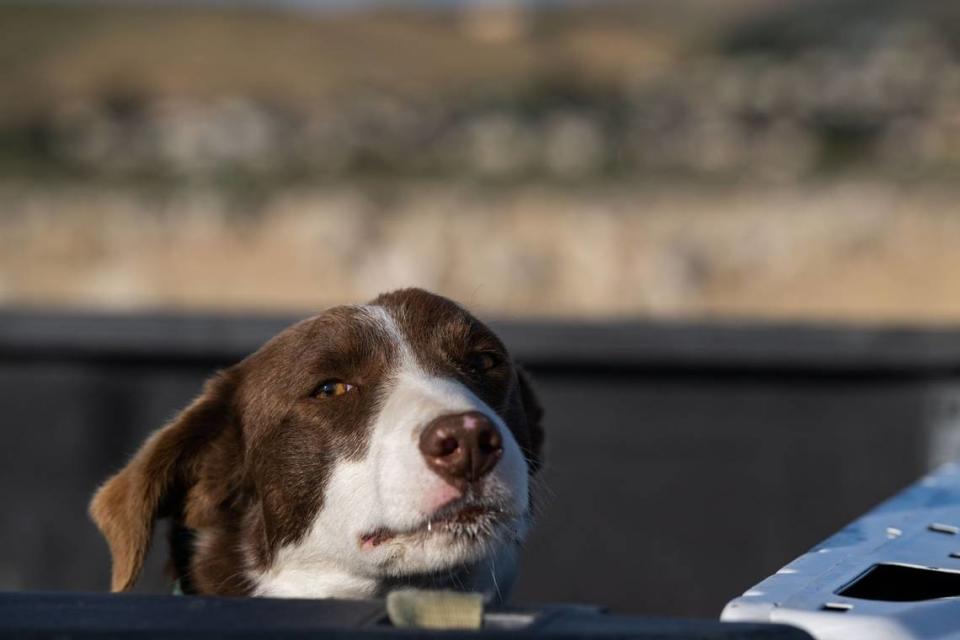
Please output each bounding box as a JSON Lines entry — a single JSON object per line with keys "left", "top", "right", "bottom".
{"left": 4, "top": 1, "right": 960, "bottom": 323}
{"left": 0, "top": 2, "right": 737, "bottom": 119}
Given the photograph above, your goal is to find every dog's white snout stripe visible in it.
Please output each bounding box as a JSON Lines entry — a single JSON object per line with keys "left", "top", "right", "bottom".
{"left": 252, "top": 302, "right": 530, "bottom": 600}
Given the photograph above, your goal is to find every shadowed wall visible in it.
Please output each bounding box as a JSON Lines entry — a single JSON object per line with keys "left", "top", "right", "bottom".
{"left": 1, "top": 311, "right": 955, "bottom": 615}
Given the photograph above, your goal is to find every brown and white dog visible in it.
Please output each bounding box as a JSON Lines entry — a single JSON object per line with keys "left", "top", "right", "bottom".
{"left": 90, "top": 288, "right": 544, "bottom": 601}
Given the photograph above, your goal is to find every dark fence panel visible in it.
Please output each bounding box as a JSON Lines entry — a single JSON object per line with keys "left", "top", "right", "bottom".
{"left": 2, "top": 310, "right": 959, "bottom": 616}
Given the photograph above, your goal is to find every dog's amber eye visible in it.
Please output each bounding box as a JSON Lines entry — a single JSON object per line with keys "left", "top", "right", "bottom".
{"left": 311, "top": 380, "right": 355, "bottom": 398}
{"left": 466, "top": 351, "right": 502, "bottom": 373}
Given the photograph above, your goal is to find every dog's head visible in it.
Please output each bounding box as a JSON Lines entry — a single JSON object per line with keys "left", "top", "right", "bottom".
{"left": 90, "top": 289, "right": 544, "bottom": 599}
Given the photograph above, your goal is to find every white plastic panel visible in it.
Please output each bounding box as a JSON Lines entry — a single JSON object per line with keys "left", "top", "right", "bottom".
{"left": 722, "top": 463, "right": 960, "bottom": 640}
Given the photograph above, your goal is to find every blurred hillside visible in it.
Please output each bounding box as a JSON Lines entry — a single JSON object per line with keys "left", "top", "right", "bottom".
{"left": 0, "top": 1, "right": 762, "bottom": 181}
{"left": 4, "top": 0, "right": 960, "bottom": 321}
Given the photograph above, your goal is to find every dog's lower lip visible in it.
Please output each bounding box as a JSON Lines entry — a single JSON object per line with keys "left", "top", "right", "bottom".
{"left": 360, "top": 505, "right": 502, "bottom": 548}
{"left": 360, "top": 528, "right": 394, "bottom": 547}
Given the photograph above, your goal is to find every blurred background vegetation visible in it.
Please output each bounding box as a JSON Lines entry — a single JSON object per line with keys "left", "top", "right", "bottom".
{"left": 4, "top": 0, "right": 960, "bottom": 320}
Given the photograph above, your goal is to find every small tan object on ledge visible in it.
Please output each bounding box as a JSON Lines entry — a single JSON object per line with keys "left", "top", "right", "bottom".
{"left": 386, "top": 589, "right": 485, "bottom": 630}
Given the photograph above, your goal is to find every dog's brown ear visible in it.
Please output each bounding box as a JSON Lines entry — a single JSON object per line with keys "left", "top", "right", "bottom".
{"left": 89, "top": 372, "right": 238, "bottom": 592}
{"left": 516, "top": 367, "right": 545, "bottom": 474}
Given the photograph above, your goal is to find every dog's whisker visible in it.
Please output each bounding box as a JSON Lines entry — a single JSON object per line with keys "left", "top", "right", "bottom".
{"left": 487, "top": 553, "right": 499, "bottom": 603}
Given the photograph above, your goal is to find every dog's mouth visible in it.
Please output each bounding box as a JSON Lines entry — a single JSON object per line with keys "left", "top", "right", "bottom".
{"left": 359, "top": 502, "right": 511, "bottom": 550}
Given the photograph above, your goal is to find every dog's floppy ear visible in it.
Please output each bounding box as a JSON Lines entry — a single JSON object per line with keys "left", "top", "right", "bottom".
{"left": 515, "top": 367, "right": 545, "bottom": 474}
{"left": 89, "top": 371, "right": 238, "bottom": 592}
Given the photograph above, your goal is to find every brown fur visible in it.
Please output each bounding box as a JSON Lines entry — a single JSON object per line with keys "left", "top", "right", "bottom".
{"left": 89, "top": 372, "right": 242, "bottom": 592}
{"left": 89, "top": 289, "right": 544, "bottom": 595}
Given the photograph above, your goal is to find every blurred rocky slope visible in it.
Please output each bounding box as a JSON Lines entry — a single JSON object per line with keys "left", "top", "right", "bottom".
{"left": 7, "top": 179, "right": 960, "bottom": 321}
{"left": 3, "top": 0, "right": 960, "bottom": 320}
{"left": 4, "top": 0, "right": 960, "bottom": 181}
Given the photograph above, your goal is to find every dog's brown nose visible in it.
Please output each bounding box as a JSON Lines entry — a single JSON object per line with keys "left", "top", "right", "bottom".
{"left": 419, "top": 411, "right": 503, "bottom": 487}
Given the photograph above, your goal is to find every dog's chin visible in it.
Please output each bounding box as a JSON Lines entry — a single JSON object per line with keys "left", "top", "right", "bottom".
{"left": 359, "top": 505, "right": 526, "bottom": 578}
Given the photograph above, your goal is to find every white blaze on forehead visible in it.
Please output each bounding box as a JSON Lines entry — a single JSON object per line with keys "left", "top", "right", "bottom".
{"left": 357, "top": 303, "right": 421, "bottom": 383}
{"left": 362, "top": 301, "right": 527, "bottom": 519}
{"left": 252, "top": 302, "right": 530, "bottom": 598}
